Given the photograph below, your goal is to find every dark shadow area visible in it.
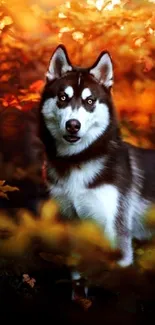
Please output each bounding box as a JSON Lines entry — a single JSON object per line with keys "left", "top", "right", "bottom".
{"left": 0, "top": 106, "right": 48, "bottom": 212}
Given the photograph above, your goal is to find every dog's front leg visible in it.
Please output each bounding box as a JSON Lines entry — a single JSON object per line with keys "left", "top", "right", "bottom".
{"left": 117, "top": 233, "right": 133, "bottom": 267}
{"left": 104, "top": 213, "right": 133, "bottom": 268}
{"left": 115, "top": 209, "right": 133, "bottom": 267}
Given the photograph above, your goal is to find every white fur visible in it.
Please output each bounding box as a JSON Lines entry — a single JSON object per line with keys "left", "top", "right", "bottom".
{"left": 90, "top": 53, "right": 113, "bottom": 88}
{"left": 49, "top": 159, "right": 105, "bottom": 218}
{"left": 81, "top": 88, "right": 92, "bottom": 100}
{"left": 42, "top": 97, "right": 57, "bottom": 117}
{"left": 42, "top": 98, "right": 110, "bottom": 156}
{"left": 64, "top": 86, "right": 74, "bottom": 98}
{"left": 49, "top": 158, "right": 119, "bottom": 244}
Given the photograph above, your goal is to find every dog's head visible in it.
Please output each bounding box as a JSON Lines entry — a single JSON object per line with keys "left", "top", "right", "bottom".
{"left": 40, "top": 45, "right": 116, "bottom": 156}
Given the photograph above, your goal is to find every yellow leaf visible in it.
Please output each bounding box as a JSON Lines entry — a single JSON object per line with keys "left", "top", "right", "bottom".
{"left": 70, "top": 220, "right": 112, "bottom": 250}
{"left": 19, "top": 210, "right": 37, "bottom": 231}
{"left": 144, "top": 205, "right": 155, "bottom": 228}
{"left": 40, "top": 199, "right": 59, "bottom": 223}
{"left": 136, "top": 248, "right": 144, "bottom": 256}
{"left": 0, "top": 192, "right": 8, "bottom": 199}
{"left": 39, "top": 223, "right": 69, "bottom": 251}
{"left": 0, "top": 231, "right": 31, "bottom": 256}
{"left": 0, "top": 214, "right": 17, "bottom": 232}
{"left": 138, "top": 247, "right": 155, "bottom": 270}
{"left": 0, "top": 185, "right": 19, "bottom": 193}
{"left": 0, "top": 180, "right": 5, "bottom": 186}
{"left": 66, "top": 253, "right": 81, "bottom": 267}
{"left": 39, "top": 252, "right": 65, "bottom": 264}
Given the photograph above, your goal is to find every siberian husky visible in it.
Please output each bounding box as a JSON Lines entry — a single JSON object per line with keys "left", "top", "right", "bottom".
{"left": 39, "top": 44, "right": 155, "bottom": 278}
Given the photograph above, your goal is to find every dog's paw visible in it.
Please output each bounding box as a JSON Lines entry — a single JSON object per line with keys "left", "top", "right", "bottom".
{"left": 117, "top": 257, "right": 133, "bottom": 268}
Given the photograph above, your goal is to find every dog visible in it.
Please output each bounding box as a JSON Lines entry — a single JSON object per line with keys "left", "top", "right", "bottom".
{"left": 39, "top": 44, "right": 155, "bottom": 287}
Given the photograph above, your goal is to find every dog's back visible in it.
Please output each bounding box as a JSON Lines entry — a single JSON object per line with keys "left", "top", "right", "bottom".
{"left": 129, "top": 144, "right": 155, "bottom": 201}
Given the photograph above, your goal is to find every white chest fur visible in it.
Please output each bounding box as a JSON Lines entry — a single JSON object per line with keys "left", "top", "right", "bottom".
{"left": 48, "top": 158, "right": 119, "bottom": 242}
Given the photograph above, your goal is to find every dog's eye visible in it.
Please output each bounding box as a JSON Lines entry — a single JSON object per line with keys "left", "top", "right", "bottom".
{"left": 86, "top": 98, "right": 95, "bottom": 105}
{"left": 87, "top": 99, "right": 93, "bottom": 105}
{"left": 59, "top": 95, "right": 67, "bottom": 102}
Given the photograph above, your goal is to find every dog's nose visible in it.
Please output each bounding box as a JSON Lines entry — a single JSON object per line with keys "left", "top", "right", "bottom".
{"left": 66, "top": 119, "right": 81, "bottom": 134}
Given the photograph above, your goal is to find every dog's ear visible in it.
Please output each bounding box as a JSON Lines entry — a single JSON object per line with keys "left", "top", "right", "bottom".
{"left": 90, "top": 51, "right": 113, "bottom": 88}
{"left": 46, "top": 45, "right": 72, "bottom": 81}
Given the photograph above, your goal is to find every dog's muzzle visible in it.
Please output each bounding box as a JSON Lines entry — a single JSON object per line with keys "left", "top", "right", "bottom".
{"left": 63, "top": 119, "right": 81, "bottom": 143}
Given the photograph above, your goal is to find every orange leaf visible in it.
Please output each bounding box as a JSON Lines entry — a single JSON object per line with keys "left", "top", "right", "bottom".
{"left": 29, "top": 80, "right": 44, "bottom": 92}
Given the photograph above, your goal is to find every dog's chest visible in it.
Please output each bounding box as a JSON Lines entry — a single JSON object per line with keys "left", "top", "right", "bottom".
{"left": 48, "top": 159, "right": 119, "bottom": 227}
